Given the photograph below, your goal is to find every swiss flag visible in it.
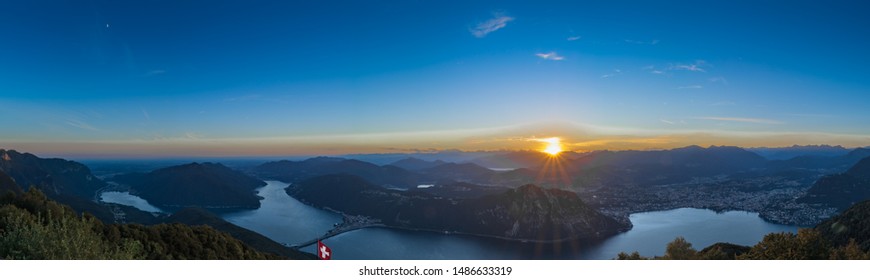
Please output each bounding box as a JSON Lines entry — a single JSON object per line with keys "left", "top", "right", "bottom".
{"left": 317, "top": 240, "right": 332, "bottom": 260}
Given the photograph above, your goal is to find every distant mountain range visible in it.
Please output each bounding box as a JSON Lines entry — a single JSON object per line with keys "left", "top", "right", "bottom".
{"left": 387, "top": 157, "right": 447, "bottom": 171}
{"left": 248, "top": 146, "right": 870, "bottom": 208}
{"left": 251, "top": 157, "right": 424, "bottom": 188}
{"left": 747, "top": 145, "right": 852, "bottom": 160}
{"left": 767, "top": 148, "right": 870, "bottom": 172}
{"left": 112, "top": 162, "right": 266, "bottom": 210}
{"left": 468, "top": 150, "right": 586, "bottom": 169}
{"left": 564, "top": 145, "right": 768, "bottom": 186}
{"left": 286, "top": 174, "right": 630, "bottom": 241}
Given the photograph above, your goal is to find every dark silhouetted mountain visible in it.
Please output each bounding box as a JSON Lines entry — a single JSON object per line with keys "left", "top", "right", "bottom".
{"left": 567, "top": 146, "right": 767, "bottom": 185}
{"left": 800, "top": 156, "right": 870, "bottom": 210}
{"left": 748, "top": 145, "right": 851, "bottom": 160}
{"left": 0, "top": 149, "right": 158, "bottom": 224}
{"left": 387, "top": 157, "right": 446, "bottom": 171}
{"left": 251, "top": 157, "right": 422, "bottom": 188}
{"left": 0, "top": 170, "right": 23, "bottom": 196}
{"left": 287, "top": 174, "right": 630, "bottom": 241}
{"left": 586, "top": 146, "right": 765, "bottom": 170}
{"left": 0, "top": 149, "right": 105, "bottom": 198}
{"left": 419, "top": 162, "right": 496, "bottom": 183}
{"left": 469, "top": 150, "right": 584, "bottom": 169}
{"left": 112, "top": 162, "right": 265, "bottom": 210}
{"left": 165, "top": 208, "right": 315, "bottom": 259}
{"left": 343, "top": 150, "right": 498, "bottom": 166}
{"left": 768, "top": 148, "right": 870, "bottom": 172}
{"left": 816, "top": 199, "right": 870, "bottom": 251}
{"left": 0, "top": 187, "right": 285, "bottom": 259}
{"left": 408, "top": 182, "right": 510, "bottom": 199}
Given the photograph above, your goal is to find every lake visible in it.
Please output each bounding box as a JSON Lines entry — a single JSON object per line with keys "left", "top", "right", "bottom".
{"left": 222, "top": 181, "right": 342, "bottom": 244}
{"left": 579, "top": 208, "right": 799, "bottom": 258}
{"left": 102, "top": 180, "right": 801, "bottom": 259}
{"left": 100, "top": 191, "right": 163, "bottom": 213}
{"left": 296, "top": 208, "right": 799, "bottom": 259}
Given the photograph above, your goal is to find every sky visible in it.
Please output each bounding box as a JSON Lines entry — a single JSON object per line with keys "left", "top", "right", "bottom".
{"left": 2, "top": 0, "right": 870, "bottom": 158}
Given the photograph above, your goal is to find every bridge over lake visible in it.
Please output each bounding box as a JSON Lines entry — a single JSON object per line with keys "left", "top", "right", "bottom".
{"left": 287, "top": 214, "right": 383, "bottom": 249}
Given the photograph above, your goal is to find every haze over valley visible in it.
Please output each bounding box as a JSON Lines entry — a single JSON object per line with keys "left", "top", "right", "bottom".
{"left": 3, "top": 1, "right": 870, "bottom": 260}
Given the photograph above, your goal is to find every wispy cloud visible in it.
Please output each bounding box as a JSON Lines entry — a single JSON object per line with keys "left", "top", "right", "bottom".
{"left": 601, "top": 69, "right": 622, "bottom": 78}
{"left": 670, "top": 60, "right": 707, "bottom": 72}
{"left": 470, "top": 14, "right": 514, "bottom": 38}
{"left": 782, "top": 113, "right": 836, "bottom": 118}
{"left": 645, "top": 65, "right": 667, "bottom": 75}
{"left": 709, "top": 76, "right": 729, "bottom": 84}
{"left": 625, "top": 39, "right": 660, "bottom": 45}
{"left": 65, "top": 119, "right": 99, "bottom": 131}
{"left": 677, "top": 85, "right": 703, "bottom": 89}
{"left": 141, "top": 109, "right": 150, "bottom": 121}
{"left": 660, "top": 119, "right": 675, "bottom": 125}
{"left": 567, "top": 36, "right": 582, "bottom": 41}
{"left": 696, "top": 117, "right": 783, "bottom": 125}
{"left": 535, "top": 52, "right": 564, "bottom": 61}
{"left": 184, "top": 132, "right": 201, "bottom": 139}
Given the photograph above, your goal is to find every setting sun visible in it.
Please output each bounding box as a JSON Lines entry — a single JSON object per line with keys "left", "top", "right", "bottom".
{"left": 540, "top": 137, "right": 564, "bottom": 156}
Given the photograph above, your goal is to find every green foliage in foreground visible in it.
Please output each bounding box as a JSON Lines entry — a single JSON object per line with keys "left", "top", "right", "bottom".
{"left": 617, "top": 229, "right": 870, "bottom": 260}
{"left": 0, "top": 188, "right": 279, "bottom": 260}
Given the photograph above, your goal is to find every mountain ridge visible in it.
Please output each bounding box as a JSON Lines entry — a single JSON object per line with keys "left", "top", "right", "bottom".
{"left": 112, "top": 162, "right": 266, "bottom": 210}
{"left": 286, "top": 174, "right": 630, "bottom": 242}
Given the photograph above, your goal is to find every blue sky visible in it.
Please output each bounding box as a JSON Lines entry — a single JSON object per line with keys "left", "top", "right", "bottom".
{"left": 2, "top": 1, "right": 870, "bottom": 158}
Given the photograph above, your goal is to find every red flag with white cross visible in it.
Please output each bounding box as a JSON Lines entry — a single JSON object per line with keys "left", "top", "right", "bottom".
{"left": 317, "top": 240, "right": 332, "bottom": 260}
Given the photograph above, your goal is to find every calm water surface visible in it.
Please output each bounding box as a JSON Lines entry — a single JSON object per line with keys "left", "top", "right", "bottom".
{"left": 104, "top": 180, "right": 800, "bottom": 259}
{"left": 100, "top": 191, "right": 163, "bottom": 213}
{"left": 222, "top": 181, "right": 342, "bottom": 244}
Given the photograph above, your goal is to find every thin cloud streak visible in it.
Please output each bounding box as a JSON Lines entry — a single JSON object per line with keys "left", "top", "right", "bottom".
{"left": 709, "top": 77, "right": 729, "bottom": 84}
{"left": 535, "top": 52, "right": 564, "bottom": 61}
{"left": 470, "top": 15, "right": 514, "bottom": 38}
{"left": 65, "top": 119, "right": 99, "bottom": 131}
{"left": 696, "top": 117, "right": 783, "bottom": 125}
{"left": 670, "top": 60, "right": 707, "bottom": 72}
{"left": 601, "top": 69, "right": 622, "bottom": 78}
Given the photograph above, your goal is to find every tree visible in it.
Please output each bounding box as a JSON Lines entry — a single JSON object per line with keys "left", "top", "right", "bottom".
{"left": 829, "top": 239, "right": 869, "bottom": 260}
{"left": 662, "top": 236, "right": 698, "bottom": 260}
{"left": 740, "top": 229, "right": 831, "bottom": 260}
{"left": 0, "top": 204, "right": 143, "bottom": 259}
